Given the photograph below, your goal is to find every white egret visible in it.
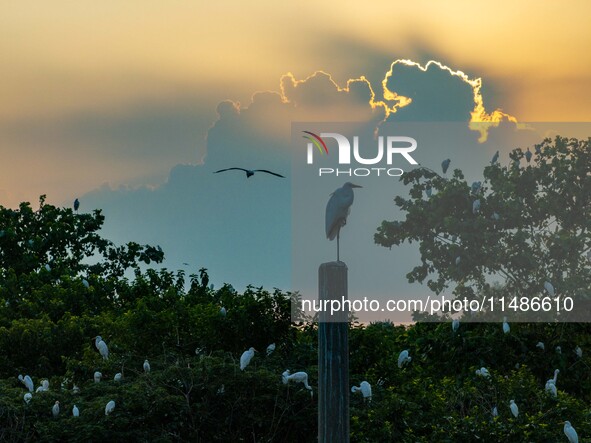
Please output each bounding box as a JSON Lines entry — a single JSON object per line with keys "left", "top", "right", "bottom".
{"left": 82, "top": 278, "right": 89, "bottom": 288}
{"left": 491, "top": 212, "right": 500, "bottom": 221}
{"left": 326, "top": 182, "right": 362, "bottom": 262}
{"left": 266, "top": 343, "right": 276, "bottom": 356}
{"left": 74, "top": 198, "right": 80, "bottom": 212}
{"left": 476, "top": 367, "right": 491, "bottom": 378}
{"left": 491, "top": 150, "right": 499, "bottom": 164}
{"left": 217, "top": 384, "right": 225, "bottom": 395}
{"left": 509, "top": 399, "right": 519, "bottom": 418}
{"left": 94, "top": 371, "right": 102, "bottom": 383}
{"left": 492, "top": 406, "right": 498, "bottom": 417}
{"left": 220, "top": 307, "right": 227, "bottom": 317}
{"left": 544, "top": 281, "right": 555, "bottom": 296}
{"left": 45, "top": 263, "right": 51, "bottom": 272}
{"left": 564, "top": 421, "right": 579, "bottom": 443}
{"left": 525, "top": 148, "right": 532, "bottom": 163}
{"left": 114, "top": 373, "right": 123, "bottom": 382}
{"left": 105, "top": 400, "right": 116, "bottom": 416}
{"left": 143, "top": 359, "right": 151, "bottom": 373}
{"left": 72, "top": 385, "right": 80, "bottom": 394}
{"left": 282, "top": 370, "right": 313, "bottom": 396}
{"left": 351, "top": 381, "right": 372, "bottom": 401}
{"left": 36, "top": 379, "right": 49, "bottom": 392}
{"left": 471, "top": 181, "right": 481, "bottom": 194}
{"left": 425, "top": 186, "right": 432, "bottom": 198}
{"left": 52, "top": 401, "right": 60, "bottom": 418}
{"left": 95, "top": 336, "right": 109, "bottom": 360}
{"left": 24, "top": 393, "right": 32, "bottom": 404}
{"left": 536, "top": 341, "right": 545, "bottom": 350}
{"left": 397, "top": 350, "right": 411, "bottom": 368}
{"left": 556, "top": 346, "right": 562, "bottom": 354}
{"left": 503, "top": 317, "right": 510, "bottom": 334}
{"left": 442, "top": 159, "right": 451, "bottom": 174}
{"left": 452, "top": 319, "right": 460, "bottom": 333}
{"left": 545, "top": 369, "right": 559, "bottom": 397}
{"left": 214, "top": 168, "right": 284, "bottom": 178}
{"left": 455, "top": 256, "right": 461, "bottom": 266}
{"left": 240, "top": 347, "right": 256, "bottom": 371}
{"left": 575, "top": 346, "right": 583, "bottom": 358}
{"left": 18, "top": 374, "right": 34, "bottom": 393}
{"left": 72, "top": 405, "right": 79, "bottom": 417}
{"left": 473, "top": 199, "right": 481, "bottom": 214}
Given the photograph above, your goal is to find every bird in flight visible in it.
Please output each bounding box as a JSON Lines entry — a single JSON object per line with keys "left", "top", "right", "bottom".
{"left": 214, "top": 168, "right": 285, "bottom": 178}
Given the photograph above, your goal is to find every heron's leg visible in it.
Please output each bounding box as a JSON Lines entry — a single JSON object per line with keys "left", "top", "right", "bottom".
{"left": 337, "top": 231, "right": 340, "bottom": 262}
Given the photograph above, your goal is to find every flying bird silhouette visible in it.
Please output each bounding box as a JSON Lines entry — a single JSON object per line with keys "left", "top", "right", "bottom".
{"left": 214, "top": 168, "right": 285, "bottom": 178}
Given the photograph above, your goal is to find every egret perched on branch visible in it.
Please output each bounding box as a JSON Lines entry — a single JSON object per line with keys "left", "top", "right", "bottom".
{"left": 105, "top": 400, "right": 116, "bottom": 416}
{"left": 18, "top": 374, "right": 34, "bottom": 393}
{"left": 525, "top": 148, "right": 532, "bottom": 163}
{"left": 491, "top": 150, "right": 499, "bottom": 164}
{"left": 143, "top": 359, "right": 151, "bottom": 373}
{"left": 282, "top": 370, "right": 313, "bottom": 396}
{"left": 492, "top": 406, "right": 498, "bottom": 417}
{"left": 326, "top": 182, "right": 362, "bottom": 262}
{"left": 545, "top": 368, "right": 559, "bottom": 395}
{"left": 575, "top": 346, "right": 583, "bottom": 358}
{"left": 452, "top": 319, "right": 460, "bottom": 333}
{"left": 240, "top": 347, "right": 256, "bottom": 370}
{"left": 475, "top": 367, "right": 491, "bottom": 378}
{"left": 536, "top": 341, "right": 545, "bottom": 350}
{"left": 544, "top": 281, "right": 555, "bottom": 296}
{"left": 219, "top": 307, "right": 227, "bottom": 317}
{"left": 503, "top": 317, "right": 510, "bottom": 334}
{"left": 36, "top": 379, "right": 49, "bottom": 392}
{"left": 72, "top": 405, "right": 79, "bottom": 417}
{"left": 556, "top": 346, "right": 562, "bottom": 354}
{"left": 398, "top": 350, "right": 411, "bottom": 368}
{"left": 214, "top": 168, "right": 285, "bottom": 178}
{"left": 95, "top": 336, "right": 109, "bottom": 360}
{"left": 441, "top": 159, "right": 451, "bottom": 174}
{"left": 545, "top": 379, "right": 557, "bottom": 397}
{"left": 24, "top": 393, "right": 32, "bottom": 404}
{"left": 114, "top": 373, "right": 123, "bottom": 382}
{"left": 509, "top": 400, "right": 519, "bottom": 418}
{"left": 94, "top": 371, "right": 102, "bottom": 383}
{"left": 351, "top": 381, "right": 372, "bottom": 401}
{"left": 473, "top": 199, "right": 481, "bottom": 214}
{"left": 266, "top": 343, "right": 276, "bottom": 356}
{"left": 52, "top": 401, "right": 60, "bottom": 418}
{"left": 564, "top": 421, "right": 579, "bottom": 443}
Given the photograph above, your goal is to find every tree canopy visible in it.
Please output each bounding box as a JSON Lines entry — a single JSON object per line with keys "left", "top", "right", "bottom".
{"left": 0, "top": 138, "right": 590, "bottom": 443}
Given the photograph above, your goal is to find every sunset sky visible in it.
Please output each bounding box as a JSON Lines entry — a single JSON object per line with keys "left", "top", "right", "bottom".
{"left": 1, "top": 2, "right": 590, "bottom": 301}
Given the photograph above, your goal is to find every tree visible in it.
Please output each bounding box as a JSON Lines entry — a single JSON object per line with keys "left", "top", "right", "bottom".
{"left": 374, "top": 136, "right": 591, "bottom": 320}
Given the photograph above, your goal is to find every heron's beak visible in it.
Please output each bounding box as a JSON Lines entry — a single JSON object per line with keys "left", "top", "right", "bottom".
{"left": 351, "top": 184, "right": 362, "bottom": 188}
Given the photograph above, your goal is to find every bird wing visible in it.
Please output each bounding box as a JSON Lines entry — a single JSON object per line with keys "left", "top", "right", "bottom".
{"left": 254, "top": 169, "right": 285, "bottom": 178}
{"left": 214, "top": 168, "right": 249, "bottom": 174}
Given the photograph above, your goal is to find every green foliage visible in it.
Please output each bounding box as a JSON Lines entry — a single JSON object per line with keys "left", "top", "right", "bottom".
{"left": 1, "top": 164, "right": 591, "bottom": 443}
{"left": 375, "top": 136, "right": 591, "bottom": 311}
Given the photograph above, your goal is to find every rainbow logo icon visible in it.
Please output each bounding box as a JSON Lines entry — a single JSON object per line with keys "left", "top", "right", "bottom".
{"left": 302, "top": 131, "right": 328, "bottom": 155}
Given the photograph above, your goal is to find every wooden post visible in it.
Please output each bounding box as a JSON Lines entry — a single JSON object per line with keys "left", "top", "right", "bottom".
{"left": 318, "top": 261, "right": 349, "bottom": 443}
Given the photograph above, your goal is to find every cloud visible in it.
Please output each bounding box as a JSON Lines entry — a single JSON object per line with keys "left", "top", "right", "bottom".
{"left": 378, "top": 59, "right": 518, "bottom": 141}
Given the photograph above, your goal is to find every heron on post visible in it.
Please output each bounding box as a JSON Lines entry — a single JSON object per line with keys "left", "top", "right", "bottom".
{"left": 325, "top": 182, "right": 362, "bottom": 262}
